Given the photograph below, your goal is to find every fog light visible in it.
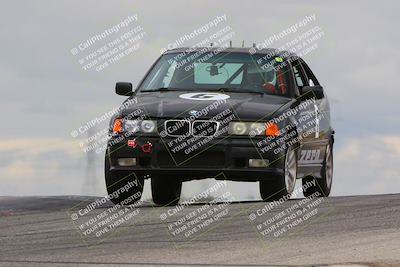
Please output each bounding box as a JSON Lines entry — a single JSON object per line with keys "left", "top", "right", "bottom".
{"left": 249, "top": 159, "right": 269, "bottom": 167}
{"left": 118, "top": 158, "right": 136, "bottom": 166}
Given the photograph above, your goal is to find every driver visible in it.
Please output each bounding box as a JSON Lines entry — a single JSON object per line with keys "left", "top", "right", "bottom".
{"left": 246, "top": 64, "right": 277, "bottom": 94}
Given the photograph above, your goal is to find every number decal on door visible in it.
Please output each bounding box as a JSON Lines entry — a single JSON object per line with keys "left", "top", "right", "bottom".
{"left": 299, "top": 149, "right": 321, "bottom": 164}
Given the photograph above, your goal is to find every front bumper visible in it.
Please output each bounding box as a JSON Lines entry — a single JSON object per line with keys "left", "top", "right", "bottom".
{"left": 106, "top": 136, "right": 285, "bottom": 182}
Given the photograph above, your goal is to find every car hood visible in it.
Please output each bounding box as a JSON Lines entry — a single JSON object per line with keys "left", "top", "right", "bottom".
{"left": 121, "top": 91, "right": 293, "bottom": 121}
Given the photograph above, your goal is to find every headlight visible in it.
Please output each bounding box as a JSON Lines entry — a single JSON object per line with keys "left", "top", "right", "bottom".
{"left": 249, "top": 123, "right": 265, "bottom": 136}
{"left": 113, "top": 119, "right": 157, "bottom": 134}
{"left": 228, "top": 122, "right": 271, "bottom": 136}
{"left": 124, "top": 119, "right": 140, "bottom": 133}
{"left": 229, "top": 122, "right": 247, "bottom": 135}
{"left": 141, "top": 120, "right": 156, "bottom": 133}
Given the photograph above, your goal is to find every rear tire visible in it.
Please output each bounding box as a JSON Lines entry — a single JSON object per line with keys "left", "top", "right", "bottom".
{"left": 105, "top": 156, "right": 144, "bottom": 205}
{"left": 302, "top": 141, "right": 333, "bottom": 197}
{"left": 260, "top": 146, "right": 297, "bottom": 201}
{"left": 151, "top": 176, "right": 182, "bottom": 206}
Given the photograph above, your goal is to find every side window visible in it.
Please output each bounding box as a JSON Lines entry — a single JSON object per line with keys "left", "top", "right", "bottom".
{"left": 162, "top": 61, "right": 177, "bottom": 87}
{"left": 301, "top": 60, "right": 320, "bottom": 86}
{"left": 292, "top": 62, "right": 308, "bottom": 88}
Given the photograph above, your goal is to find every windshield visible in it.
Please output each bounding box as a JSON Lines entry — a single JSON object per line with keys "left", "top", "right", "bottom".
{"left": 138, "top": 51, "right": 291, "bottom": 96}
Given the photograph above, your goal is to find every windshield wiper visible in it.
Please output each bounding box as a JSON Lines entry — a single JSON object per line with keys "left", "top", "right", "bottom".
{"left": 141, "top": 87, "right": 180, "bottom": 92}
{"left": 141, "top": 87, "right": 266, "bottom": 95}
{"left": 214, "top": 87, "right": 265, "bottom": 95}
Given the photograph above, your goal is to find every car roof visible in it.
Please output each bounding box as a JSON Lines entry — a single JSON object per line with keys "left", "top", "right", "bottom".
{"left": 163, "top": 47, "right": 300, "bottom": 61}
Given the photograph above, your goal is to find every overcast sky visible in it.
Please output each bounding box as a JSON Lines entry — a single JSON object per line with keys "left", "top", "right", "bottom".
{"left": 0, "top": 0, "right": 399, "bottom": 199}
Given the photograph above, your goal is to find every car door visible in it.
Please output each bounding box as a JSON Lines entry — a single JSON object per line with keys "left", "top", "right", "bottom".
{"left": 292, "top": 59, "right": 328, "bottom": 178}
{"left": 301, "top": 59, "right": 332, "bottom": 144}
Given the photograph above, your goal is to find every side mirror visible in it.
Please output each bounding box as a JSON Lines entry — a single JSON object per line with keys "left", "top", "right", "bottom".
{"left": 115, "top": 82, "right": 134, "bottom": 96}
{"left": 302, "top": 85, "right": 324, "bottom": 100}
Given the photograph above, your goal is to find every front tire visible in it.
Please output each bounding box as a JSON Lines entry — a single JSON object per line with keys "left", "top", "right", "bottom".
{"left": 105, "top": 157, "right": 144, "bottom": 205}
{"left": 260, "top": 146, "right": 297, "bottom": 201}
{"left": 151, "top": 176, "right": 182, "bottom": 206}
{"left": 302, "top": 141, "right": 333, "bottom": 197}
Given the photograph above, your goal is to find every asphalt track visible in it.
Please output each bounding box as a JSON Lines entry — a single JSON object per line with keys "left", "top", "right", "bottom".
{"left": 0, "top": 194, "right": 399, "bottom": 267}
